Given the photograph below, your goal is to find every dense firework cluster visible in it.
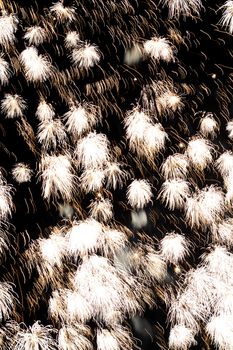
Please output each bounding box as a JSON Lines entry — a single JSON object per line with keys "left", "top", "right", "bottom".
{"left": 0, "top": 0, "right": 233, "bottom": 349}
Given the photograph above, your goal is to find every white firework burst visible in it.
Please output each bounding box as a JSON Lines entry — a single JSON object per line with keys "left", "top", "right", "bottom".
{"left": 215, "top": 151, "right": 233, "bottom": 179}
{"left": 184, "top": 267, "right": 219, "bottom": 314}
{"left": 12, "top": 163, "right": 33, "bottom": 183}
{"left": 156, "top": 91, "right": 184, "bottom": 115}
{"left": 23, "top": 26, "right": 48, "bottom": 46}
{"left": 71, "top": 43, "right": 101, "bottom": 68}
{"left": 201, "top": 246, "right": 233, "bottom": 283}
{"left": 0, "top": 282, "right": 15, "bottom": 322}
{"left": 96, "top": 327, "right": 133, "bottom": 350}
{"left": 0, "top": 227, "right": 10, "bottom": 261}
{"left": 143, "top": 252, "right": 167, "bottom": 282}
{"left": 105, "top": 162, "right": 129, "bottom": 190}
{"left": 66, "top": 291, "right": 93, "bottom": 323}
{"left": 64, "top": 102, "right": 99, "bottom": 138}
{"left": 39, "top": 154, "right": 76, "bottom": 201}
{"left": 67, "top": 219, "right": 103, "bottom": 258}
{"left": 160, "top": 233, "right": 190, "bottom": 264}
{"left": 20, "top": 47, "right": 53, "bottom": 82}
{"left": 96, "top": 329, "right": 119, "bottom": 350}
{"left": 227, "top": 120, "right": 233, "bottom": 139}
{"left": 185, "top": 137, "right": 214, "bottom": 171}
{"left": 168, "top": 264, "right": 228, "bottom": 336}
{"left": 127, "top": 179, "right": 153, "bottom": 209}
{"left": 14, "top": 322, "right": 56, "bottom": 350}
{"left": 0, "top": 13, "right": 18, "bottom": 48}
{"left": 35, "top": 100, "right": 55, "bottom": 122}
{"left": 168, "top": 325, "right": 197, "bottom": 350}
{"left": 0, "top": 174, "right": 13, "bottom": 220}
{"left": 65, "top": 31, "right": 81, "bottom": 49}
{"left": 74, "top": 255, "right": 141, "bottom": 323}
{"left": 223, "top": 172, "right": 233, "bottom": 205}
{"left": 124, "top": 108, "right": 151, "bottom": 143}
{"left": 48, "top": 290, "right": 67, "bottom": 323}
{"left": 219, "top": 1, "right": 233, "bottom": 34}
{"left": 214, "top": 218, "right": 233, "bottom": 247}
{"left": 80, "top": 169, "right": 105, "bottom": 193}
{"left": 143, "top": 37, "right": 174, "bottom": 62}
{"left": 213, "top": 289, "right": 233, "bottom": 317}
{"left": 37, "top": 119, "right": 67, "bottom": 151}
{"left": 151, "top": 80, "right": 183, "bottom": 113}
{"left": 124, "top": 108, "right": 168, "bottom": 160}
{"left": 50, "top": 2, "right": 76, "bottom": 23}
{"left": 39, "top": 231, "right": 67, "bottom": 267}
{"left": 143, "top": 123, "right": 168, "bottom": 156}
{"left": 58, "top": 324, "right": 93, "bottom": 350}
{"left": 101, "top": 228, "right": 128, "bottom": 257}
{"left": 1, "top": 94, "right": 26, "bottom": 119}
{"left": 185, "top": 186, "right": 225, "bottom": 229}
{"left": 199, "top": 113, "right": 219, "bottom": 139}
{"left": 162, "top": 0, "right": 203, "bottom": 19}
{"left": 75, "top": 132, "right": 110, "bottom": 170}
{"left": 161, "top": 153, "right": 189, "bottom": 180}
{"left": 168, "top": 291, "right": 201, "bottom": 331}
{"left": 73, "top": 256, "right": 122, "bottom": 321}
{"left": 158, "top": 179, "right": 190, "bottom": 210}
{"left": 89, "top": 198, "right": 114, "bottom": 223}
{"left": 206, "top": 315, "right": 233, "bottom": 350}
{"left": 0, "top": 56, "right": 11, "bottom": 86}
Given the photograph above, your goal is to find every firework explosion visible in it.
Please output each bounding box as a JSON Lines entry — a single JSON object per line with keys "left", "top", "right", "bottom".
{"left": 0, "top": 0, "right": 232, "bottom": 349}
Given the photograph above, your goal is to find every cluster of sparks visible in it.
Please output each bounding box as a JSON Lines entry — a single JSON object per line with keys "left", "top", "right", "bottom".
{"left": 0, "top": 0, "right": 233, "bottom": 349}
